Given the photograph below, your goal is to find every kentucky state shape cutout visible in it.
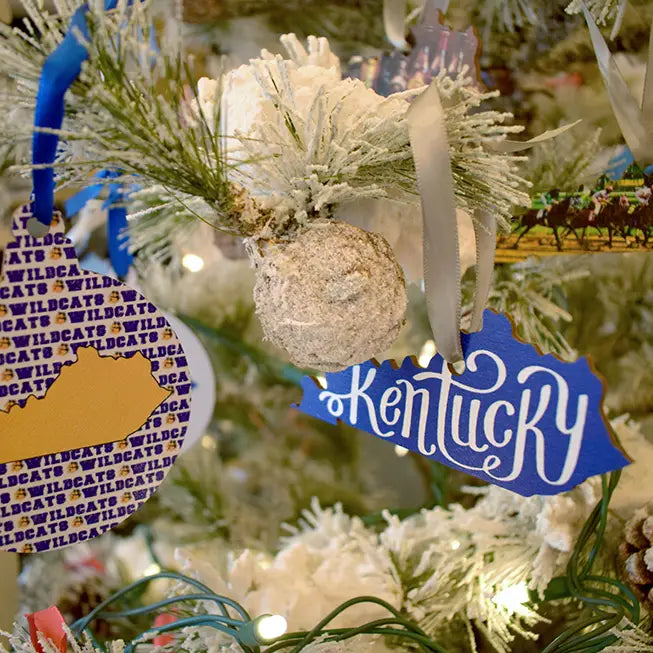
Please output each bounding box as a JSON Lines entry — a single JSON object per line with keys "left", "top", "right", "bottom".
{"left": 0, "top": 347, "right": 170, "bottom": 463}
{"left": 0, "top": 207, "right": 191, "bottom": 553}
{"left": 296, "top": 310, "right": 630, "bottom": 497}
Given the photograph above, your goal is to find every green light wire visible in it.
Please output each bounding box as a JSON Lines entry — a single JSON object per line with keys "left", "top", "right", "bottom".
{"left": 70, "top": 571, "right": 251, "bottom": 635}
{"left": 98, "top": 594, "right": 244, "bottom": 622}
{"left": 73, "top": 577, "right": 450, "bottom": 653}
{"left": 259, "top": 597, "right": 449, "bottom": 653}
{"left": 69, "top": 469, "right": 644, "bottom": 653}
{"left": 541, "top": 470, "right": 641, "bottom": 653}
{"left": 123, "top": 616, "right": 243, "bottom": 653}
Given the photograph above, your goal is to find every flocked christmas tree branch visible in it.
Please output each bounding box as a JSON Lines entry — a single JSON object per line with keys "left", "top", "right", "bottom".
{"left": 4, "top": 468, "right": 645, "bottom": 653}
{"left": 1, "top": 2, "right": 653, "bottom": 651}
{"left": 0, "top": 0, "right": 532, "bottom": 253}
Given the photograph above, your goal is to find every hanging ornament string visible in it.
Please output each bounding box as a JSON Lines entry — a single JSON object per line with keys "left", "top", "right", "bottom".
{"left": 406, "top": 82, "right": 464, "bottom": 364}
{"left": 29, "top": 0, "right": 133, "bottom": 238}
{"left": 583, "top": 2, "right": 653, "bottom": 169}
{"left": 65, "top": 170, "right": 134, "bottom": 277}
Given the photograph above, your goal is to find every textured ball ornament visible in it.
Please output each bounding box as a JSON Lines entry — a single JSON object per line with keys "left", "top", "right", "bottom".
{"left": 252, "top": 220, "right": 407, "bottom": 372}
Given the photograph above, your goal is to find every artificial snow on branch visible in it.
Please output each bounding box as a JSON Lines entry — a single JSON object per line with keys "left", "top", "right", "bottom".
{"left": 566, "top": 0, "right": 627, "bottom": 31}
{"left": 1, "top": 626, "right": 124, "bottom": 653}
{"left": 1, "top": 2, "right": 531, "bottom": 255}
{"left": 174, "top": 476, "right": 605, "bottom": 652}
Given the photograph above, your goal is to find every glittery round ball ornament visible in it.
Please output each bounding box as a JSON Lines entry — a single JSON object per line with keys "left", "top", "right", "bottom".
{"left": 251, "top": 220, "right": 407, "bottom": 372}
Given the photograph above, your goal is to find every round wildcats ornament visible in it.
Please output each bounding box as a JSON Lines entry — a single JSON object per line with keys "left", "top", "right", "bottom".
{"left": 0, "top": 208, "right": 191, "bottom": 553}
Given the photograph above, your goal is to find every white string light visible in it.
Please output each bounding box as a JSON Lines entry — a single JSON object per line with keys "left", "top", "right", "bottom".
{"left": 492, "top": 582, "right": 530, "bottom": 614}
{"left": 182, "top": 253, "right": 205, "bottom": 272}
{"left": 142, "top": 563, "right": 161, "bottom": 577}
{"left": 201, "top": 434, "right": 217, "bottom": 450}
{"left": 254, "top": 614, "right": 287, "bottom": 641}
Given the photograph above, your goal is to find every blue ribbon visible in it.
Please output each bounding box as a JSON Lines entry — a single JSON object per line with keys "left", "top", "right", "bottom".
{"left": 31, "top": 0, "right": 142, "bottom": 276}
{"left": 31, "top": 0, "right": 125, "bottom": 231}
{"left": 606, "top": 149, "right": 635, "bottom": 180}
{"left": 605, "top": 148, "right": 653, "bottom": 180}
{"left": 65, "top": 170, "right": 134, "bottom": 277}
{"left": 105, "top": 177, "right": 133, "bottom": 278}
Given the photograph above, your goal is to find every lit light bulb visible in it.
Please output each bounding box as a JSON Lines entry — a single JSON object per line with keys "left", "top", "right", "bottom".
{"left": 201, "top": 435, "right": 217, "bottom": 450}
{"left": 255, "top": 615, "right": 287, "bottom": 641}
{"left": 418, "top": 340, "right": 436, "bottom": 367}
{"left": 394, "top": 445, "right": 410, "bottom": 457}
{"left": 493, "top": 582, "right": 530, "bottom": 613}
{"left": 240, "top": 614, "right": 288, "bottom": 647}
{"left": 142, "top": 563, "right": 161, "bottom": 577}
{"left": 182, "top": 253, "right": 205, "bottom": 273}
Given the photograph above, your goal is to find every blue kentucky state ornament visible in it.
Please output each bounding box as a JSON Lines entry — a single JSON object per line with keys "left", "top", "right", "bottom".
{"left": 296, "top": 310, "right": 630, "bottom": 497}
{"left": 0, "top": 208, "right": 191, "bottom": 553}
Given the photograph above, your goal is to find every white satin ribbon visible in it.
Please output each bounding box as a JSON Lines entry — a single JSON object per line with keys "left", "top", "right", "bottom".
{"left": 469, "top": 209, "right": 496, "bottom": 333}
{"left": 583, "top": 3, "right": 653, "bottom": 167}
{"left": 384, "top": 0, "right": 411, "bottom": 50}
{"left": 395, "top": 5, "right": 577, "bottom": 361}
{"left": 406, "top": 82, "right": 575, "bottom": 362}
{"left": 407, "top": 81, "right": 464, "bottom": 363}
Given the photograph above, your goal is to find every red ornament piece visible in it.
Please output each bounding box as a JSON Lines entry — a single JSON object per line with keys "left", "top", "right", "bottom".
{"left": 153, "top": 613, "right": 177, "bottom": 647}
{"left": 26, "top": 606, "right": 67, "bottom": 653}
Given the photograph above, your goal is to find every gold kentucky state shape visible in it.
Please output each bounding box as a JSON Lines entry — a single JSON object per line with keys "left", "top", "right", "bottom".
{"left": 0, "top": 347, "right": 171, "bottom": 464}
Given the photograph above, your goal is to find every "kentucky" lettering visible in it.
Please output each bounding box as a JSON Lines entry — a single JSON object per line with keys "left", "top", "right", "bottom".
{"left": 297, "top": 311, "right": 629, "bottom": 497}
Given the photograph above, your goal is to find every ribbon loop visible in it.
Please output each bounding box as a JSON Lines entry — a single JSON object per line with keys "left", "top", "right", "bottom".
{"left": 383, "top": 0, "right": 411, "bottom": 51}
{"left": 66, "top": 169, "right": 134, "bottom": 277}
{"left": 583, "top": 3, "right": 653, "bottom": 168}
{"left": 469, "top": 210, "right": 496, "bottom": 333}
{"left": 29, "top": 0, "right": 127, "bottom": 237}
{"left": 383, "top": 0, "right": 451, "bottom": 51}
{"left": 407, "top": 81, "right": 463, "bottom": 363}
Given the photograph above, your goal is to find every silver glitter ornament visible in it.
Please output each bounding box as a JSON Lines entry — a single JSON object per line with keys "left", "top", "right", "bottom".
{"left": 251, "top": 220, "right": 407, "bottom": 372}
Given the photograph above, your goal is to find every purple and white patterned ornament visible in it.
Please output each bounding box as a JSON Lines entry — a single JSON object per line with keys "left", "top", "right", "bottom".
{"left": 0, "top": 207, "right": 191, "bottom": 552}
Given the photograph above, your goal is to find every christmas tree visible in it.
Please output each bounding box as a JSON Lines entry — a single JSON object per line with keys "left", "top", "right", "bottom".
{"left": 0, "top": 0, "right": 653, "bottom": 651}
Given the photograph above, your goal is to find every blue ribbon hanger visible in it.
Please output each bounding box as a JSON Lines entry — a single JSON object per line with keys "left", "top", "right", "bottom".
{"left": 30, "top": 0, "right": 127, "bottom": 234}
{"left": 65, "top": 170, "right": 134, "bottom": 277}
{"left": 30, "top": 0, "right": 141, "bottom": 278}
